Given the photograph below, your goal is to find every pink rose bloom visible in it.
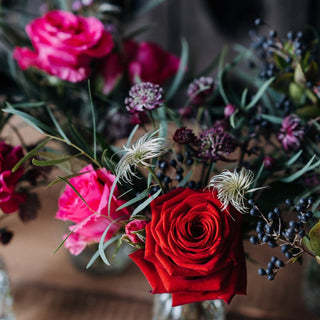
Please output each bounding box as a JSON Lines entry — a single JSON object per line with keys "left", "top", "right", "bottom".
{"left": 13, "top": 10, "right": 114, "bottom": 83}
{"left": 56, "top": 164, "right": 131, "bottom": 255}
{"left": 125, "top": 220, "right": 148, "bottom": 244}
{"left": 0, "top": 141, "right": 26, "bottom": 214}
{"left": 102, "top": 40, "right": 180, "bottom": 94}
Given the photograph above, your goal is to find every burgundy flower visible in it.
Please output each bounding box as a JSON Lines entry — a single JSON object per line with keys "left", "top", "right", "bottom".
{"left": 196, "top": 127, "right": 236, "bottom": 161}
{"left": 0, "top": 141, "right": 26, "bottom": 214}
{"left": 173, "top": 127, "right": 197, "bottom": 144}
{"left": 278, "top": 114, "right": 304, "bottom": 151}
{"left": 263, "top": 156, "right": 276, "bottom": 170}
{"left": 125, "top": 82, "right": 163, "bottom": 113}
{"left": 102, "top": 40, "right": 180, "bottom": 94}
{"left": 187, "top": 76, "right": 216, "bottom": 105}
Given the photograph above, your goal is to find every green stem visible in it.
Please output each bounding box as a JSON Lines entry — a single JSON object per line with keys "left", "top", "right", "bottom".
{"left": 147, "top": 167, "right": 164, "bottom": 194}
{"left": 45, "top": 134, "right": 102, "bottom": 169}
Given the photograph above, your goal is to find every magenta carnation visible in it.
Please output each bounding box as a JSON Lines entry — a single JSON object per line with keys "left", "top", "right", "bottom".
{"left": 0, "top": 141, "right": 26, "bottom": 214}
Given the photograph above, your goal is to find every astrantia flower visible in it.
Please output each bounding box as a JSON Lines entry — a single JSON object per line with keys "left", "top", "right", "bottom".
{"left": 196, "top": 127, "right": 236, "bottom": 161}
{"left": 115, "top": 132, "right": 170, "bottom": 183}
{"left": 187, "top": 76, "right": 216, "bottom": 105}
{"left": 125, "top": 82, "right": 164, "bottom": 113}
{"left": 278, "top": 114, "right": 304, "bottom": 151}
{"left": 207, "top": 168, "right": 261, "bottom": 214}
{"left": 173, "top": 127, "right": 197, "bottom": 144}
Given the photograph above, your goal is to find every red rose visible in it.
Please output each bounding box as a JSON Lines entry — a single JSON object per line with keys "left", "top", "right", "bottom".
{"left": 101, "top": 40, "right": 180, "bottom": 94}
{"left": 13, "top": 10, "right": 114, "bottom": 82}
{"left": 130, "top": 187, "right": 246, "bottom": 306}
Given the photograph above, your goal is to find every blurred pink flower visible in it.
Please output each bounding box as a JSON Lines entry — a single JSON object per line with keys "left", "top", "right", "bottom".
{"left": 13, "top": 10, "right": 114, "bottom": 83}
{"left": 56, "top": 164, "right": 131, "bottom": 255}
{"left": 278, "top": 114, "right": 304, "bottom": 151}
{"left": 0, "top": 141, "right": 26, "bottom": 214}
{"left": 102, "top": 40, "right": 180, "bottom": 94}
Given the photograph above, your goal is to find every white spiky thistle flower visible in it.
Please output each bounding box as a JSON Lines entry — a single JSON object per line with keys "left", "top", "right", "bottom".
{"left": 207, "top": 168, "right": 264, "bottom": 214}
{"left": 115, "top": 131, "right": 170, "bottom": 183}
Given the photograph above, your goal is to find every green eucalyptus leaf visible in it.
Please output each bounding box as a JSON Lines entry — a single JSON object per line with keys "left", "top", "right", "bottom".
{"left": 245, "top": 77, "right": 275, "bottom": 110}
{"left": 166, "top": 38, "right": 188, "bottom": 101}
{"left": 131, "top": 188, "right": 161, "bottom": 217}
{"left": 12, "top": 138, "right": 52, "bottom": 172}
{"left": 32, "top": 152, "right": 83, "bottom": 167}
{"left": 309, "top": 221, "right": 320, "bottom": 256}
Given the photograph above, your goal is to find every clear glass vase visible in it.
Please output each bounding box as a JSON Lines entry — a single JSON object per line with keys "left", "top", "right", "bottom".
{"left": 69, "top": 242, "right": 131, "bottom": 276}
{"left": 303, "top": 258, "right": 320, "bottom": 316}
{"left": 152, "top": 293, "right": 225, "bottom": 320}
{"left": 0, "top": 257, "right": 16, "bottom": 320}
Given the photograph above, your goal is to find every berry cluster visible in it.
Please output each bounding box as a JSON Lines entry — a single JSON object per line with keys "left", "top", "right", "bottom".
{"left": 149, "top": 152, "right": 199, "bottom": 194}
{"left": 250, "top": 18, "right": 319, "bottom": 80}
{"left": 248, "top": 196, "right": 314, "bottom": 280}
{"left": 258, "top": 256, "right": 285, "bottom": 281}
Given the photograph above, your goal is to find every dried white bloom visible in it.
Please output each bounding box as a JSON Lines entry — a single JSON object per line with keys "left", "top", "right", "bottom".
{"left": 207, "top": 168, "right": 263, "bottom": 214}
{"left": 115, "top": 131, "right": 170, "bottom": 183}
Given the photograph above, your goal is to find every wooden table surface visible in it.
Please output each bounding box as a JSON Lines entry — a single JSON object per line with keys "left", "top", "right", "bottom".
{"left": 1, "top": 182, "right": 320, "bottom": 320}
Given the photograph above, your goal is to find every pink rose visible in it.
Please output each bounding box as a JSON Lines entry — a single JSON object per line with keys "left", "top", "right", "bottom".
{"left": 0, "top": 141, "right": 26, "bottom": 214}
{"left": 125, "top": 220, "right": 148, "bottom": 244}
{"left": 56, "top": 165, "right": 131, "bottom": 255}
{"left": 102, "top": 40, "right": 180, "bottom": 94}
{"left": 13, "top": 10, "right": 114, "bottom": 83}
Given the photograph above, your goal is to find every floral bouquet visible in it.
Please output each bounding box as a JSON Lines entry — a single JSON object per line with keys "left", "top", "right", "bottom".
{"left": 2, "top": 1, "right": 320, "bottom": 318}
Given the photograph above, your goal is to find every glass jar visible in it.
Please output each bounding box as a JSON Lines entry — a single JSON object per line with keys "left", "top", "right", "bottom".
{"left": 152, "top": 293, "right": 225, "bottom": 320}
{"left": 303, "top": 257, "right": 320, "bottom": 316}
{"left": 0, "top": 257, "right": 16, "bottom": 320}
{"left": 69, "top": 242, "right": 131, "bottom": 276}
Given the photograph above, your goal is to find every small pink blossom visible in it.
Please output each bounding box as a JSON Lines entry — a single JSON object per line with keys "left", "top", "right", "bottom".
{"left": 56, "top": 164, "right": 131, "bottom": 255}
{"left": 278, "top": 114, "right": 304, "bottom": 151}
{"left": 263, "top": 156, "right": 276, "bottom": 170}
{"left": 224, "top": 104, "right": 237, "bottom": 118}
{"left": 125, "top": 220, "right": 148, "bottom": 244}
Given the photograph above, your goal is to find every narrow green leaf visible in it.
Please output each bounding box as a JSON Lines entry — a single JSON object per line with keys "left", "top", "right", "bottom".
{"left": 135, "top": 0, "right": 167, "bottom": 16}
{"left": 217, "top": 46, "right": 231, "bottom": 105}
{"left": 126, "top": 124, "right": 139, "bottom": 148}
{"left": 240, "top": 88, "right": 248, "bottom": 108}
{"left": 87, "top": 235, "right": 121, "bottom": 269}
{"left": 166, "top": 38, "right": 189, "bottom": 101}
{"left": 286, "top": 149, "right": 303, "bottom": 166}
{"left": 281, "top": 155, "right": 316, "bottom": 183}
{"left": 131, "top": 188, "right": 161, "bottom": 217}
{"left": 260, "top": 114, "right": 283, "bottom": 125}
{"left": 46, "top": 105, "right": 70, "bottom": 143}
{"left": 108, "top": 175, "right": 121, "bottom": 217}
{"left": 88, "top": 80, "right": 97, "bottom": 159}
{"left": 98, "top": 218, "right": 125, "bottom": 266}
{"left": 2, "top": 107, "right": 58, "bottom": 136}
{"left": 245, "top": 77, "right": 275, "bottom": 110}
{"left": 116, "top": 189, "right": 149, "bottom": 211}
{"left": 177, "top": 170, "right": 193, "bottom": 187}
{"left": 8, "top": 101, "right": 46, "bottom": 108}
{"left": 32, "top": 152, "right": 83, "bottom": 166}
{"left": 12, "top": 137, "right": 51, "bottom": 172}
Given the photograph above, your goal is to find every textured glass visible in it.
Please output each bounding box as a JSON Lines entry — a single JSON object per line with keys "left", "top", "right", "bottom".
{"left": 0, "top": 257, "right": 15, "bottom": 320}
{"left": 153, "top": 294, "right": 225, "bottom": 320}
